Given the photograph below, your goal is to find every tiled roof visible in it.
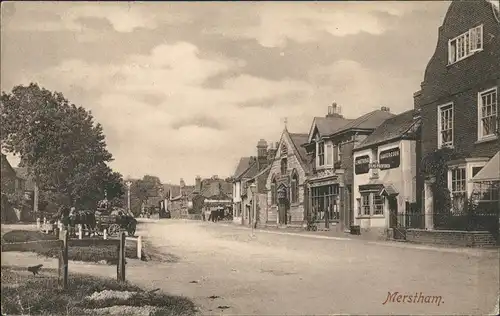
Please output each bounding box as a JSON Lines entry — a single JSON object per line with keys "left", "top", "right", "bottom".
{"left": 313, "top": 116, "right": 353, "bottom": 137}
{"left": 200, "top": 179, "right": 232, "bottom": 199}
{"left": 355, "top": 110, "right": 416, "bottom": 150}
{"left": 336, "top": 110, "right": 395, "bottom": 134}
{"left": 233, "top": 157, "right": 252, "bottom": 179}
{"left": 289, "top": 133, "right": 312, "bottom": 172}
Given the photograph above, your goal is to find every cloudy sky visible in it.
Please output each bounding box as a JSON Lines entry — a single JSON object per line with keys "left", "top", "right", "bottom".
{"left": 1, "top": 1, "right": 450, "bottom": 185}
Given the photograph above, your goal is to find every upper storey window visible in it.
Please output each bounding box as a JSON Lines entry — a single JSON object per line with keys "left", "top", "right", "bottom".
{"left": 448, "top": 25, "right": 483, "bottom": 65}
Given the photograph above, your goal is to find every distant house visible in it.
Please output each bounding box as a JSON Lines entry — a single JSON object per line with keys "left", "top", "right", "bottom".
{"left": 194, "top": 175, "right": 233, "bottom": 219}
{"left": 168, "top": 178, "right": 195, "bottom": 219}
{"left": 232, "top": 139, "right": 276, "bottom": 225}
{"left": 1, "top": 154, "right": 32, "bottom": 223}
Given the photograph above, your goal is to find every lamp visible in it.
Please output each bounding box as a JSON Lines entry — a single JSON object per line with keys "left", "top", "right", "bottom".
{"left": 125, "top": 180, "right": 132, "bottom": 212}
{"left": 250, "top": 183, "right": 257, "bottom": 237}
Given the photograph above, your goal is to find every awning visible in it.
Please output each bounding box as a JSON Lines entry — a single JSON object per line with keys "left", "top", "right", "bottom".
{"left": 472, "top": 151, "right": 500, "bottom": 182}
{"left": 379, "top": 184, "right": 399, "bottom": 197}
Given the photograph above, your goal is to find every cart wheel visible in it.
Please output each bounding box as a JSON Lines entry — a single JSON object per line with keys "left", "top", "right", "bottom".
{"left": 108, "top": 224, "right": 120, "bottom": 237}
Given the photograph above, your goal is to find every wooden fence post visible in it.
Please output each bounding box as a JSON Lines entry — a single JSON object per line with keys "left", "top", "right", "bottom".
{"left": 78, "top": 224, "right": 83, "bottom": 240}
{"left": 103, "top": 229, "right": 107, "bottom": 240}
{"left": 137, "top": 236, "right": 142, "bottom": 260}
{"left": 117, "top": 232, "right": 126, "bottom": 282}
{"left": 58, "top": 230, "right": 68, "bottom": 290}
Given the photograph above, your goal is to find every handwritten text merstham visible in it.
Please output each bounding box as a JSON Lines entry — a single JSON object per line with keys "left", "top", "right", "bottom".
{"left": 382, "top": 292, "right": 443, "bottom": 306}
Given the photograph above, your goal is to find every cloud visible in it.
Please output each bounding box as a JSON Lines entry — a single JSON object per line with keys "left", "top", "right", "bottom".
{"left": 204, "top": 2, "right": 423, "bottom": 48}
{"left": 3, "top": 2, "right": 188, "bottom": 34}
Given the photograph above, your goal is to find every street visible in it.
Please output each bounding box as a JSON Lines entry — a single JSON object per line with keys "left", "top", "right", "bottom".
{"left": 137, "top": 219, "right": 499, "bottom": 315}
{"left": 1, "top": 220, "right": 498, "bottom": 315}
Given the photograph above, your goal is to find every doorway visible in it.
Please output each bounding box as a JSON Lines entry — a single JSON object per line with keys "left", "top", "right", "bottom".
{"left": 278, "top": 200, "right": 288, "bottom": 225}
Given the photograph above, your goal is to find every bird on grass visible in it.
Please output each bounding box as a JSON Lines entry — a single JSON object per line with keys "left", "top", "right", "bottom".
{"left": 27, "top": 264, "right": 43, "bottom": 276}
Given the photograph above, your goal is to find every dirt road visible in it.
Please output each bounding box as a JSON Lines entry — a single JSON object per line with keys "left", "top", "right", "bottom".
{"left": 2, "top": 220, "right": 499, "bottom": 315}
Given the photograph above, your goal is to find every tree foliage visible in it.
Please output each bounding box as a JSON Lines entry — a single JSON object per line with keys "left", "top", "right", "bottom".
{"left": 124, "top": 175, "right": 163, "bottom": 215}
{"left": 420, "top": 147, "right": 459, "bottom": 214}
{"left": 1, "top": 83, "right": 124, "bottom": 209}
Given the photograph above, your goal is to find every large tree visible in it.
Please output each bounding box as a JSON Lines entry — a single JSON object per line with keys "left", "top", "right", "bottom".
{"left": 1, "top": 83, "right": 124, "bottom": 209}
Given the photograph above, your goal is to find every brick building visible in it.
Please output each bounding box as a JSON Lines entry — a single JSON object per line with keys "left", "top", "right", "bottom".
{"left": 265, "top": 128, "right": 310, "bottom": 226}
{"left": 414, "top": 0, "right": 500, "bottom": 230}
{"left": 303, "top": 104, "right": 394, "bottom": 231}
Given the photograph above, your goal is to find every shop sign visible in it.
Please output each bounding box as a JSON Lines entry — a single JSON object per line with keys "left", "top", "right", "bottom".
{"left": 355, "top": 155, "right": 370, "bottom": 175}
{"left": 378, "top": 147, "right": 400, "bottom": 170}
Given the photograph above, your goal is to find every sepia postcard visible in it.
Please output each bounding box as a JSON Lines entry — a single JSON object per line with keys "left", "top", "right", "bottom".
{"left": 1, "top": 1, "right": 499, "bottom": 315}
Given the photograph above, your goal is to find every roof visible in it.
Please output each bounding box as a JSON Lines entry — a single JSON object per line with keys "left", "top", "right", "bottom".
{"left": 336, "top": 110, "right": 395, "bottom": 134}
{"left": 163, "top": 183, "right": 181, "bottom": 198}
{"left": 471, "top": 151, "right": 500, "bottom": 182}
{"left": 1, "top": 154, "right": 17, "bottom": 177}
{"left": 355, "top": 110, "right": 417, "bottom": 150}
{"left": 233, "top": 157, "right": 253, "bottom": 179}
{"left": 289, "top": 133, "right": 312, "bottom": 172}
{"left": 199, "top": 178, "right": 232, "bottom": 199}
{"left": 313, "top": 116, "right": 353, "bottom": 137}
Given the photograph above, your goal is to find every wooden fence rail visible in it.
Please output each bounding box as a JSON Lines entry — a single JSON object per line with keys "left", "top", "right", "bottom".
{"left": 1, "top": 231, "right": 127, "bottom": 289}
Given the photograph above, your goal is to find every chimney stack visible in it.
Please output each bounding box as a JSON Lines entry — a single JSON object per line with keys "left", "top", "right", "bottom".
{"left": 195, "top": 176, "right": 201, "bottom": 193}
{"left": 326, "top": 102, "right": 343, "bottom": 118}
{"left": 380, "top": 106, "right": 391, "bottom": 112}
{"left": 267, "top": 142, "right": 277, "bottom": 163}
{"left": 256, "top": 139, "right": 268, "bottom": 171}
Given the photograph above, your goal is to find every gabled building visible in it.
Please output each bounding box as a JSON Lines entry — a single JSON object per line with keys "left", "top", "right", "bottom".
{"left": 266, "top": 128, "right": 311, "bottom": 227}
{"left": 352, "top": 110, "right": 421, "bottom": 238}
{"left": 232, "top": 139, "right": 276, "bottom": 225}
{"left": 168, "top": 178, "right": 195, "bottom": 218}
{"left": 303, "top": 104, "right": 395, "bottom": 231}
{"left": 193, "top": 175, "right": 233, "bottom": 219}
{"left": 414, "top": 0, "right": 500, "bottom": 230}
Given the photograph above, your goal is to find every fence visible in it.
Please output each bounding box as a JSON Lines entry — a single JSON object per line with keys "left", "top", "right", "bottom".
{"left": 1, "top": 231, "right": 128, "bottom": 290}
{"left": 36, "top": 218, "right": 143, "bottom": 260}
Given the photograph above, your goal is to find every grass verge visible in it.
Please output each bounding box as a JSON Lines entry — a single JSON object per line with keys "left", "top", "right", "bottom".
{"left": 1, "top": 266, "right": 197, "bottom": 316}
{"left": 2, "top": 230, "right": 146, "bottom": 264}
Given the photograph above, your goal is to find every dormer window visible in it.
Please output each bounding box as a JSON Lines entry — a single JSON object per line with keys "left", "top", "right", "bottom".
{"left": 448, "top": 25, "right": 483, "bottom": 65}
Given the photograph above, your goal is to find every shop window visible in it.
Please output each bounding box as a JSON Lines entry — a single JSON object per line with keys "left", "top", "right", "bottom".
{"left": 373, "top": 193, "right": 383, "bottom": 215}
{"left": 359, "top": 192, "right": 384, "bottom": 217}
{"left": 361, "top": 194, "right": 370, "bottom": 216}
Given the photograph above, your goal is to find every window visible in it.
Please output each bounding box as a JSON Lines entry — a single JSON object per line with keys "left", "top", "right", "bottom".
{"left": 326, "top": 144, "right": 333, "bottom": 165}
{"left": 280, "top": 158, "right": 287, "bottom": 175}
{"left": 358, "top": 192, "right": 385, "bottom": 216}
{"left": 478, "top": 87, "right": 498, "bottom": 140}
{"left": 474, "top": 182, "right": 500, "bottom": 202}
{"left": 317, "top": 142, "right": 325, "bottom": 166}
{"left": 361, "top": 194, "right": 370, "bottom": 216}
{"left": 450, "top": 167, "right": 467, "bottom": 212}
{"left": 311, "top": 185, "right": 339, "bottom": 221}
{"left": 438, "top": 103, "right": 454, "bottom": 148}
{"left": 373, "top": 193, "right": 383, "bottom": 215}
{"left": 448, "top": 25, "right": 483, "bottom": 65}
{"left": 291, "top": 172, "right": 299, "bottom": 204}
{"left": 271, "top": 178, "right": 277, "bottom": 205}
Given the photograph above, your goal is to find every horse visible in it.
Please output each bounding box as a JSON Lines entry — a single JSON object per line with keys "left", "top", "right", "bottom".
{"left": 68, "top": 209, "right": 97, "bottom": 237}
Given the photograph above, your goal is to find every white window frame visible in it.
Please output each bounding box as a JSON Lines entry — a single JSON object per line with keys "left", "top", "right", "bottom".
{"left": 449, "top": 166, "right": 467, "bottom": 213}
{"left": 437, "top": 103, "right": 454, "bottom": 149}
{"left": 317, "top": 141, "right": 325, "bottom": 167}
{"left": 448, "top": 24, "right": 483, "bottom": 65}
{"left": 477, "top": 87, "right": 498, "bottom": 141}
{"left": 326, "top": 143, "right": 333, "bottom": 166}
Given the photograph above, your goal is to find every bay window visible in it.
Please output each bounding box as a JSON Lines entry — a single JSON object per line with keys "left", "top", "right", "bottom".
{"left": 358, "top": 192, "right": 385, "bottom": 217}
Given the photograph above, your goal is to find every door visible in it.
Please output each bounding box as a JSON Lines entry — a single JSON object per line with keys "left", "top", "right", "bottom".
{"left": 278, "top": 201, "right": 287, "bottom": 225}
{"left": 389, "top": 197, "right": 405, "bottom": 240}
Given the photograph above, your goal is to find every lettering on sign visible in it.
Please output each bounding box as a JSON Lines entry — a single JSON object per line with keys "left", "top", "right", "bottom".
{"left": 355, "top": 155, "right": 370, "bottom": 175}
{"left": 369, "top": 162, "right": 391, "bottom": 169}
{"left": 378, "top": 147, "right": 400, "bottom": 170}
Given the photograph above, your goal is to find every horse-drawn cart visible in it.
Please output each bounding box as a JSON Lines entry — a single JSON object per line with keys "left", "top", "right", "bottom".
{"left": 95, "top": 207, "right": 137, "bottom": 237}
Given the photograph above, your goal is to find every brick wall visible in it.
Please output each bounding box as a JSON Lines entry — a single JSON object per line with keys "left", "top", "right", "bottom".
{"left": 414, "top": 0, "right": 500, "bottom": 210}
{"left": 406, "top": 229, "right": 498, "bottom": 247}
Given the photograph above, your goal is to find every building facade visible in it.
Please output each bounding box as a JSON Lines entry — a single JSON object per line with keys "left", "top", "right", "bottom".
{"left": 414, "top": 0, "right": 500, "bottom": 229}
{"left": 303, "top": 104, "right": 395, "bottom": 231}
{"left": 232, "top": 139, "right": 275, "bottom": 225}
{"left": 352, "top": 110, "right": 420, "bottom": 238}
{"left": 266, "top": 129, "right": 310, "bottom": 226}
